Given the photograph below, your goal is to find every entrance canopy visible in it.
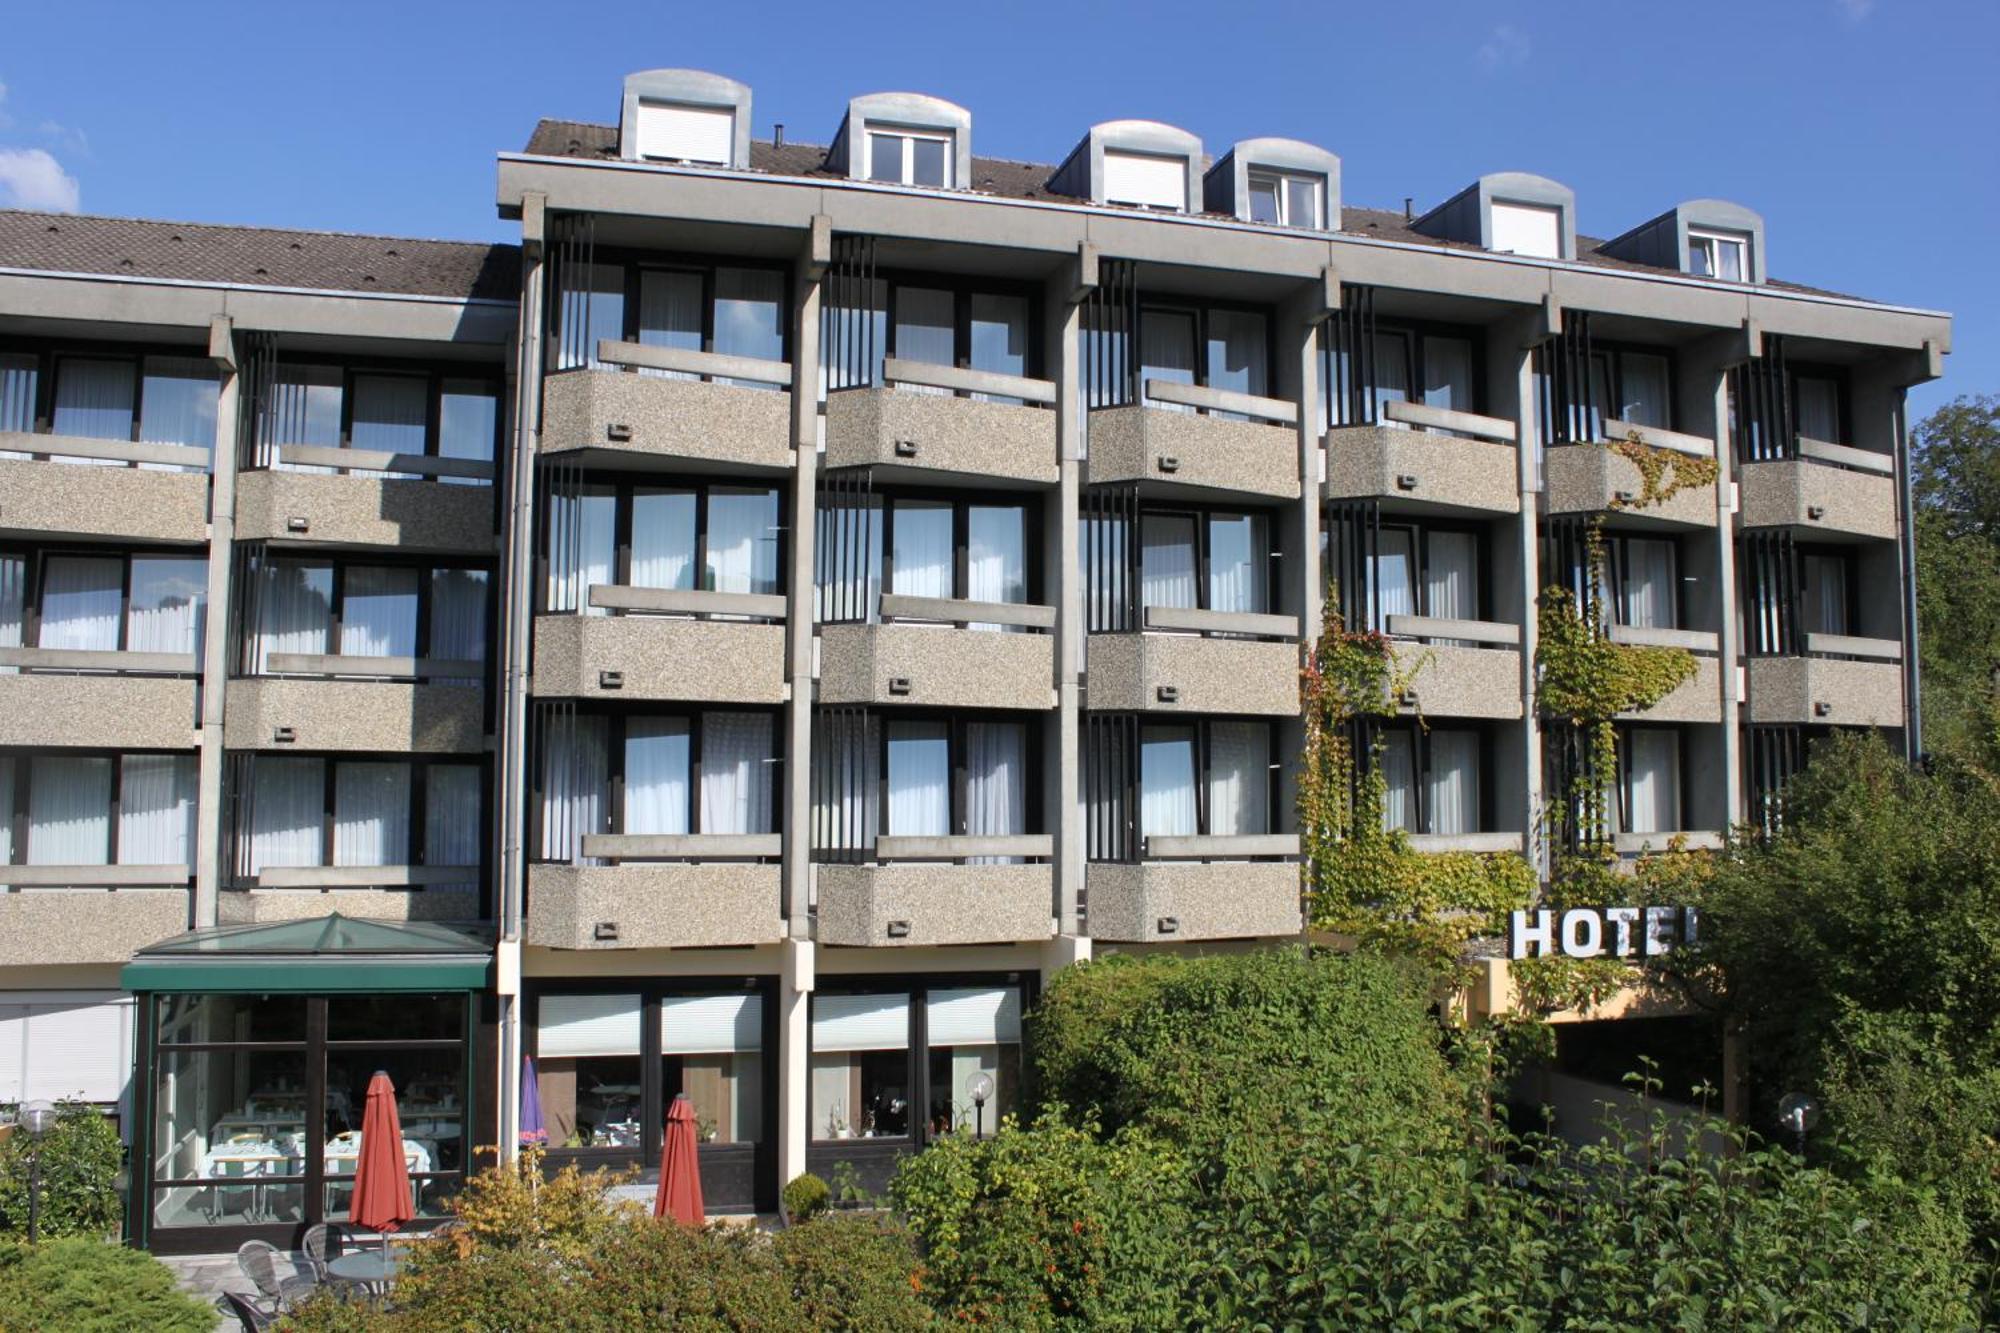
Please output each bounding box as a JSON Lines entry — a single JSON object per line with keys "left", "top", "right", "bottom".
{"left": 122, "top": 914, "right": 492, "bottom": 993}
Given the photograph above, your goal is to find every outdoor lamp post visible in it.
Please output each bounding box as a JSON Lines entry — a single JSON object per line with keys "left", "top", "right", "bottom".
{"left": 1776, "top": 1091, "right": 1820, "bottom": 1157}
{"left": 19, "top": 1099, "right": 57, "bottom": 1244}
{"left": 968, "top": 1073, "right": 995, "bottom": 1141}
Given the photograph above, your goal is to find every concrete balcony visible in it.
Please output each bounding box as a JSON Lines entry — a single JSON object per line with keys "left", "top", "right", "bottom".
{"left": 1386, "top": 617, "right": 1524, "bottom": 720}
{"left": 224, "top": 677, "right": 484, "bottom": 752}
{"left": 823, "top": 362, "right": 1058, "bottom": 486}
{"left": 1738, "top": 447, "right": 1896, "bottom": 542}
{"left": 0, "top": 876, "right": 189, "bottom": 966}
{"left": 0, "top": 440, "right": 209, "bottom": 544}
{"left": 1609, "top": 626, "right": 1722, "bottom": 723}
{"left": 1086, "top": 609, "right": 1300, "bottom": 715}
{"left": 1747, "top": 637, "right": 1905, "bottom": 729}
{"left": 816, "top": 842, "right": 1056, "bottom": 947}
{"left": 533, "top": 592, "right": 788, "bottom": 704}
{"left": 540, "top": 343, "right": 793, "bottom": 473}
{"left": 1324, "top": 402, "right": 1521, "bottom": 516}
{"left": 236, "top": 468, "right": 496, "bottom": 553}
{"left": 0, "top": 666, "right": 198, "bottom": 749}
{"left": 819, "top": 598, "right": 1056, "bottom": 711}
{"left": 527, "top": 840, "right": 785, "bottom": 950}
{"left": 1086, "top": 838, "right": 1302, "bottom": 942}
{"left": 1543, "top": 422, "right": 1718, "bottom": 530}
{"left": 1086, "top": 381, "right": 1301, "bottom": 501}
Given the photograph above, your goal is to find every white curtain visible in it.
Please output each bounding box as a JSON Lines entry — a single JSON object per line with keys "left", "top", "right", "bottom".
{"left": 250, "top": 757, "right": 325, "bottom": 872}
{"left": 1141, "top": 310, "right": 1197, "bottom": 411}
{"left": 966, "top": 722, "right": 1026, "bottom": 862}
{"left": 1141, "top": 515, "right": 1197, "bottom": 611}
{"left": 1422, "top": 337, "right": 1475, "bottom": 416}
{"left": 423, "top": 765, "right": 481, "bottom": 871}
{"left": 1624, "top": 729, "right": 1681, "bottom": 835}
{"left": 333, "top": 762, "right": 410, "bottom": 867}
{"left": 894, "top": 287, "right": 955, "bottom": 390}
{"left": 27, "top": 756, "right": 111, "bottom": 864}
{"left": 1205, "top": 309, "right": 1268, "bottom": 417}
{"left": 139, "top": 356, "right": 219, "bottom": 470}
{"left": 631, "top": 491, "right": 697, "bottom": 591}
{"left": 1620, "top": 354, "right": 1672, "bottom": 429}
{"left": 886, "top": 722, "right": 950, "bottom": 837}
{"left": 1372, "top": 333, "right": 1410, "bottom": 425}
{"left": 890, "top": 500, "right": 953, "bottom": 600}
{"left": 1804, "top": 555, "right": 1850, "bottom": 638}
{"left": 540, "top": 714, "right": 608, "bottom": 864}
{"left": 1207, "top": 513, "right": 1267, "bottom": 614}
{"left": 429, "top": 569, "right": 488, "bottom": 670}
{"left": 968, "top": 293, "right": 1028, "bottom": 404}
{"left": 1207, "top": 722, "right": 1270, "bottom": 837}
{"left": 254, "top": 561, "right": 333, "bottom": 671}
{"left": 52, "top": 358, "right": 135, "bottom": 444}
{"left": 262, "top": 365, "right": 342, "bottom": 471}
{"left": 702, "top": 712, "right": 774, "bottom": 835}
{"left": 1378, "top": 731, "right": 1416, "bottom": 833}
{"left": 350, "top": 375, "right": 428, "bottom": 479}
{"left": 127, "top": 557, "right": 207, "bottom": 657}
{"left": 713, "top": 268, "right": 785, "bottom": 386}
{"left": 967, "top": 505, "right": 1027, "bottom": 630}
{"left": 706, "top": 488, "right": 779, "bottom": 595}
{"left": 1139, "top": 727, "right": 1197, "bottom": 839}
{"left": 638, "top": 270, "right": 703, "bottom": 380}
{"left": 118, "top": 755, "right": 197, "bottom": 866}
{"left": 1369, "top": 529, "right": 1416, "bottom": 630}
{"left": 624, "top": 718, "right": 691, "bottom": 836}
{"left": 1618, "top": 539, "right": 1677, "bottom": 630}
{"left": 1427, "top": 730, "right": 1480, "bottom": 836}
{"left": 1796, "top": 377, "right": 1840, "bottom": 444}
{"left": 339, "top": 566, "right": 418, "bottom": 659}
{"left": 38, "top": 556, "right": 121, "bottom": 651}
{"left": 547, "top": 487, "right": 617, "bottom": 614}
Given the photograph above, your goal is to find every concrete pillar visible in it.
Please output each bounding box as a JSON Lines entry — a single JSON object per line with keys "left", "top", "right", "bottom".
{"left": 778, "top": 937, "right": 814, "bottom": 1191}
{"left": 193, "top": 314, "right": 238, "bottom": 930}
{"left": 1048, "top": 249, "right": 1089, "bottom": 941}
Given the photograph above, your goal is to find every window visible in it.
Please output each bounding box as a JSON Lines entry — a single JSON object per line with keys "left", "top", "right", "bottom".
{"left": 544, "top": 478, "right": 784, "bottom": 614}
{"left": 233, "top": 755, "right": 481, "bottom": 882}
{"left": 1490, "top": 201, "right": 1562, "bottom": 258}
{"left": 533, "top": 708, "right": 778, "bottom": 862}
{"left": 1618, "top": 728, "right": 1682, "bottom": 836}
{"left": 0, "top": 751, "right": 196, "bottom": 870}
{"left": 814, "top": 492, "right": 1034, "bottom": 627}
{"left": 1608, "top": 536, "right": 1678, "bottom": 631}
{"left": 810, "top": 980, "right": 1024, "bottom": 1145}
{"left": 809, "top": 713, "right": 1037, "bottom": 863}
{"left": 0, "top": 550, "right": 207, "bottom": 659}
{"left": 635, "top": 101, "right": 734, "bottom": 165}
{"left": 241, "top": 553, "right": 488, "bottom": 678}
{"left": 1137, "top": 719, "right": 1274, "bottom": 842}
{"left": 1102, "top": 151, "right": 1186, "bottom": 211}
{"left": 1247, "top": 169, "right": 1325, "bottom": 229}
{"left": 1376, "top": 726, "right": 1483, "bottom": 836}
{"left": 1687, "top": 229, "right": 1748, "bottom": 281}
{"left": 257, "top": 363, "right": 499, "bottom": 478}
{"left": 867, "top": 129, "right": 952, "bottom": 188}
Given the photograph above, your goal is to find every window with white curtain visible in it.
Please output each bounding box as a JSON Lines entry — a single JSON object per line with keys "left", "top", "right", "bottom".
{"left": 1795, "top": 375, "right": 1841, "bottom": 444}
{"left": 1620, "top": 728, "right": 1681, "bottom": 836}
{"left": 1802, "top": 553, "right": 1852, "bottom": 639}
{"left": 1613, "top": 537, "right": 1678, "bottom": 631}
{"left": 238, "top": 756, "right": 480, "bottom": 879}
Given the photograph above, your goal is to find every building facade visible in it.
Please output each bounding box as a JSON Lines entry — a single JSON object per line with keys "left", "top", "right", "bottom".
{"left": 0, "top": 68, "right": 1948, "bottom": 1248}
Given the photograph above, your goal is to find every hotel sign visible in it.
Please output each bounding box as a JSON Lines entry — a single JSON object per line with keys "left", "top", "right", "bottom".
{"left": 1509, "top": 906, "right": 1697, "bottom": 960}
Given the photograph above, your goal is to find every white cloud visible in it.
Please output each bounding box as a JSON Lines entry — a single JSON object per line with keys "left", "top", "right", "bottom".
{"left": 0, "top": 148, "right": 80, "bottom": 212}
{"left": 1476, "top": 24, "right": 1532, "bottom": 71}
{"left": 1836, "top": 0, "right": 1875, "bottom": 19}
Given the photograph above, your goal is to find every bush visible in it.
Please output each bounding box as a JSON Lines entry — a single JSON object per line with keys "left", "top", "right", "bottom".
{"left": 0, "top": 1236, "right": 213, "bottom": 1333}
{"left": 0, "top": 1102, "right": 124, "bottom": 1239}
{"left": 781, "top": 1171, "right": 830, "bottom": 1222}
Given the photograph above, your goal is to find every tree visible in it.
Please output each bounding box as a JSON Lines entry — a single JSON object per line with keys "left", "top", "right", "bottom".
{"left": 1913, "top": 394, "right": 2000, "bottom": 754}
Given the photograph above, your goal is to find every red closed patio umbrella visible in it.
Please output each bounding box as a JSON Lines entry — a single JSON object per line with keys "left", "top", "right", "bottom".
{"left": 349, "top": 1071, "right": 416, "bottom": 1237}
{"left": 652, "top": 1093, "right": 705, "bottom": 1226}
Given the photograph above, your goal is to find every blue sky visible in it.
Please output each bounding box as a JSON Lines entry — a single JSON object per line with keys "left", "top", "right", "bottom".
{"left": 0, "top": 0, "right": 1991, "bottom": 416}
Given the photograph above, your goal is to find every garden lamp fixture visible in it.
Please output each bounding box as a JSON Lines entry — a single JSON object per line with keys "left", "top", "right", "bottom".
{"left": 19, "top": 1099, "right": 56, "bottom": 1244}
{"left": 968, "top": 1073, "right": 995, "bottom": 1141}
{"left": 1776, "top": 1091, "right": 1820, "bottom": 1157}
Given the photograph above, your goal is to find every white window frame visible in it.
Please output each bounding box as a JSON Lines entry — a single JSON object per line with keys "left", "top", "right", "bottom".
{"left": 1246, "top": 168, "right": 1324, "bottom": 229}
{"left": 1686, "top": 228, "right": 1750, "bottom": 282}
{"left": 865, "top": 127, "right": 954, "bottom": 188}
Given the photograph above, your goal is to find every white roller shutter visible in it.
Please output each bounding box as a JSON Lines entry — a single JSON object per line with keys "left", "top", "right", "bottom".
{"left": 1102, "top": 151, "right": 1187, "bottom": 211}
{"left": 660, "top": 994, "right": 762, "bottom": 1054}
{"left": 636, "top": 102, "right": 734, "bottom": 165}
{"left": 537, "top": 993, "right": 642, "bottom": 1058}
{"left": 1490, "top": 202, "right": 1562, "bottom": 258}
{"left": 926, "top": 987, "right": 1021, "bottom": 1046}
{"left": 0, "top": 993, "right": 132, "bottom": 1104}
{"left": 811, "top": 992, "right": 909, "bottom": 1053}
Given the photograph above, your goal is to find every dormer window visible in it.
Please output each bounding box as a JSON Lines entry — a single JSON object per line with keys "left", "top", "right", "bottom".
{"left": 1247, "top": 169, "right": 1324, "bottom": 229}
{"left": 867, "top": 128, "right": 953, "bottom": 187}
{"left": 633, "top": 100, "right": 735, "bottom": 165}
{"left": 1687, "top": 229, "right": 1749, "bottom": 281}
{"left": 1103, "top": 150, "right": 1187, "bottom": 211}
{"left": 1490, "top": 201, "right": 1562, "bottom": 258}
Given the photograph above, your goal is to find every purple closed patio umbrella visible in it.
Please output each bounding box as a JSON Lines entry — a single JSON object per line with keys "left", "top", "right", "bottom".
{"left": 520, "top": 1056, "right": 547, "bottom": 1147}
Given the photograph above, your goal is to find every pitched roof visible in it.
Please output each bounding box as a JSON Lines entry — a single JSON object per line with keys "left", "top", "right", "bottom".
{"left": 517, "top": 119, "right": 1854, "bottom": 299}
{"left": 0, "top": 210, "right": 520, "bottom": 301}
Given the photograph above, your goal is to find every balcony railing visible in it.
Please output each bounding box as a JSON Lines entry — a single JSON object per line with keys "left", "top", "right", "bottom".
{"left": 587, "top": 585, "right": 787, "bottom": 622}
{"left": 594, "top": 339, "right": 793, "bottom": 388}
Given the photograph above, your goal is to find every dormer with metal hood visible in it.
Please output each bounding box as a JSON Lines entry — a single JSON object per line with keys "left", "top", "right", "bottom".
{"left": 1203, "top": 138, "right": 1341, "bottom": 231}
{"left": 618, "top": 69, "right": 752, "bottom": 168}
{"left": 1047, "top": 120, "right": 1203, "bottom": 214}
{"left": 1412, "top": 171, "right": 1576, "bottom": 260}
{"left": 1601, "top": 199, "right": 1766, "bottom": 284}
{"left": 827, "top": 92, "right": 973, "bottom": 189}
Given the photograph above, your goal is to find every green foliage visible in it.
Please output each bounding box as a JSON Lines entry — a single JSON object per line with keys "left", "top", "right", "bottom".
{"left": 888, "top": 1110, "right": 1193, "bottom": 1329}
{"left": 0, "top": 1102, "right": 124, "bottom": 1239}
{"left": 781, "top": 1171, "right": 830, "bottom": 1222}
{"left": 1913, "top": 394, "right": 2000, "bottom": 755}
{"left": 0, "top": 1237, "right": 213, "bottom": 1333}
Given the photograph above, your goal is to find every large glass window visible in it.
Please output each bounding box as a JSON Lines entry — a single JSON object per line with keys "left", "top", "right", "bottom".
{"left": 243, "top": 553, "right": 488, "bottom": 677}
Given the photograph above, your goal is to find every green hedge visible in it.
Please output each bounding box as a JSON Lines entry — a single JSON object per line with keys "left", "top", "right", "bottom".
{"left": 0, "top": 1237, "right": 213, "bottom": 1333}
